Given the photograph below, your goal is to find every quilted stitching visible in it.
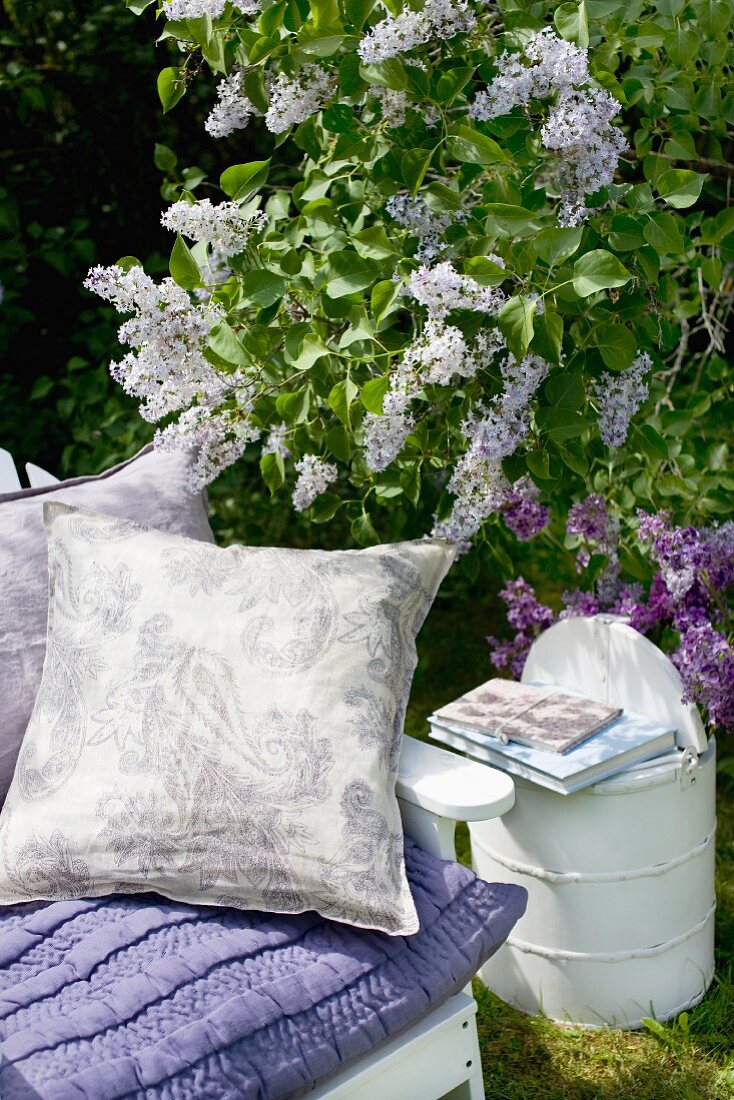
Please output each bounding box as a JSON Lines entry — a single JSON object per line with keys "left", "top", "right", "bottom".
{"left": 0, "top": 840, "right": 527, "bottom": 1100}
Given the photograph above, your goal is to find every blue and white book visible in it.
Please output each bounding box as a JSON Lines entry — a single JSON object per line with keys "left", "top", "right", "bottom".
{"left": 428, "top": 689, "right": 676, "bottom": 795}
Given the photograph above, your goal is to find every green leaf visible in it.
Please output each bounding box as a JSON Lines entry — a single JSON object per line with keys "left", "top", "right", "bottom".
{"left": 530, "top": 312, "right": 563, "bottom": 364}
{"left": 361, "top": 375, "right": 390, "bottom": 413}
{"left": 572, "top": 250, "right": 632, "bottom": 296}
{"left": 608, "top": 215, "right": 645, "bottom": 251}
{"left": 169, "top": 234, "right": 201, "bottom": 290}
{"left": 359, "top": 59, "right": 408, "bottom": 91}
{"left": 243, "top": 69, "right": 270, "bottom": 113}
{"left": 220, "top": 160, "right": 270, "bottom": 202}
{"left": 482, "top": 204, "right": 543, "bottom": 230}
{"left": 535, "top": 406, "right": 589, "bottom": 440}
{"left": 526, "top": 449, "right": 551, "bottom": 481}
{"left": 656, "top": 169, "right": 707, "bottom": 210}
{"left": 498, "top": 296, "right": 536, "bottom": 360}
{"left": 400, "top": 463, "right": 421, "bottom": 506}
{"left": 591, "top": 323, "right": 637, "bottom": 371}
{"left": 322, "top": 103, "right": 355, "bottom": 132}
{"left": 464, "top": 256, "right": 507, "bottom": 286}
{"left": 297, "top": 32, "right": 351, "bottom": 58}
{"left": 351, "top": 511, "right": 380, "bottom": 546}
{"left": 157, "top": 67, "right": 185, "bottom": 113}
{"left": 311, "top": 491, "right": 343, "bottom": 522}
{"left": 371, "top": 280, "right": 399, "bottom": 321}
{"left": 326, "top": 425, "right": 352, "bottom": 462}
{"left": 354, "top": 226, "right": 399, "bottom": 259}
{"left": 260, "top": 451, "right": 285, "bottom": 495}
{"left": 402, "top": 147, "right": 434, "bottom": 195}
{"left": 328, "top": 376, "right": 359, "bottom": 426}
{"left": 154, "top": 143, "right": 178, "bottom": 173}
{"left": 275, "top": 388, "right": 310, "bottom": 422}
{"left": 630, "top": 422, "right": 668, "bottom": 460}
{"left": 446, "top": 123, "right": 510, "bottom": 166}
{"left": 556, "top": 440, "right": 589, "bottom": 476}
{"left": 326, "top": 251, "right": 379, "bottom": 298}
{"left": 534, "top": 226, "right": 584, "bottom": 266}
{"left": 292, "top": 332, "right": 331, "bottom": 369}
{"left": 116, "top": 255, "right": 144, "bottom": 271}
{"left": 643, "top": 212, "right": 685, "bottom": 254}
{"left": 208, "top": 321, "right": 250, "bottom": 366}
{"left": 545, "top": 370, "right": 585, "bottom": 408}
{"left": 554, "top": 1, "right": 589, "bottom": 46}
{"left": 240, "top": 269, "right": 287, "bottom": 306}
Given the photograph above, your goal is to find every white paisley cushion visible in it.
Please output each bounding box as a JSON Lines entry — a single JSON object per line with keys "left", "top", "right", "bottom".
{"left": 0, "top": 503, "right": 455, "bottom": 934}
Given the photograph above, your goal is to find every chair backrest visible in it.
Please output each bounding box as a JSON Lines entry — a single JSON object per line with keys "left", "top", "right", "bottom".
{"left": 522, "top": 615, "right": 707, "bottom": 754}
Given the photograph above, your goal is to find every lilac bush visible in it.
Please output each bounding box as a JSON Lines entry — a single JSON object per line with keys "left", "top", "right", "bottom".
{"left": 489, "top": 497, "right": 734, "bottom": 733}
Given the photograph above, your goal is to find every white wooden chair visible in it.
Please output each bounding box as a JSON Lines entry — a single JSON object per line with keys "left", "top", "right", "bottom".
{"left": 0, "top": 448, "right": 517, "bottom": 1100}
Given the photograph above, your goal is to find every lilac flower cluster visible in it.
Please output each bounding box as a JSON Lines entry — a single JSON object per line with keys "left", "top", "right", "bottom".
{"left": 567, "top": 493, "right": 621, "bottom": 603}
{"left": 501, "top": 477, "right": 550, "bottom": 541}
{"left": 161, "top": 199, "right": 267, "bottom": 257}
{"left": 205, "top": 69, "right": 260, "bottom": 138}
{"left": 487, "top": 578, "right": 555, "bottom": 679}
{"left": 204, "top": 63, "right": 335, "bottom": 139}
{"left": 292, "top": 455, "right": 338, "bottom": 511}
{"left": 84, "top": 264, "right": 260, "bottom": 490}
{"left": 265, "top": 65, "right": 337, "bottom": 133}
{"left": 261, "top": 422, "right": 291, "bottom": 459}
{"left": 594, "top": 352, "right": 651, "bottom": 448}
{"left": 432, "top": 354, "right": 549, "bottom": 543}
{"left": 385, "top": 194, "right": 468, "bottom": 263}
{"left": 156, "top": 404, "right": 259, "bottom": 493}
{"left": 163, "top": 0, "right": 257, "bottom": 20}
{"left": 358, "top": 0, "right": 476, "bottom": 65}
{"left": 470, "top": 28, "right": 625, "bottom": 225}
{"left": 408, "top": 262, "right": 506, "bottom": 318}
{"left": 487, "top": 507, "right": 734, "bottom": 732}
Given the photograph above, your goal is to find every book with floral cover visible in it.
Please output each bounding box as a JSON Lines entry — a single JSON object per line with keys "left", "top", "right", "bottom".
{"left": 433, "top": 679, "right": 623, "bottom": 755}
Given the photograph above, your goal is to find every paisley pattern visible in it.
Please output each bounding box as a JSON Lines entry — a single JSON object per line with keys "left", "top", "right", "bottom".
{"left": 0, "top": 502, "right": 455, "bottom": 934}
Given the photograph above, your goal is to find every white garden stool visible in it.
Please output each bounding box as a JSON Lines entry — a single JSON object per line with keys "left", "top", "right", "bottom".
{"left": 469, "top": 615, "right": 716, "bottom": 1029}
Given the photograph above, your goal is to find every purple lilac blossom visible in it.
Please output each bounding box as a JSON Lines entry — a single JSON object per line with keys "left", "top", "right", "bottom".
{"left": 559, "top": 589, "right": 601, "bottom": 618}
{"left": 501, "top": 478, "right": 550, "bottom": 541}
{"left": 673, "top": 624, "right": 734, "bottom": 730}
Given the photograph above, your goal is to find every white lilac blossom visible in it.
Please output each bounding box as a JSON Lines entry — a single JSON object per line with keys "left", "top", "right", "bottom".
{"left": 156, "top": 405, "right": 259, "bottom": 493}
{"left": 541, "top": 89, "right": 627, "bottom": 226}
{"left": 163, "top": 0, "right": 257, "bottom": 20}
{"left": 373, "top": 87, "right": 410, "bottom": 128}
{"left": 594, "top": 351, "right": 651, "bottom": 447}
{"left": 161, "top": 199, "right": 268, "bottom": 257}
{"left": 84, "top": 264, "right": 228, "bottom": 423}
{"left": 363, "top": 410, "right": 416, "bottom": 471}
{"left": 470, "top": 28, "right": 625, "bottom": 225}
{"left": 408, "top": 261, "right": 506, "bottom": 318}
{"left": 358, "top": 8, "right": 431, "bottom": 63}
{"left": 385, "top": 194, "right": 468, "bottom": 263}
{"left": 470, "top": 27, "right": 589, "bottom": 120}
{"left": 358, "top": 0, "right": 475, "bottom": 64}
{"left": 265, "top": 66, "right": 337, "bottom": 133}
{"left": 261, "top": 422, "right": 291, "bottom": 459}
{"left": 205, "top": 69, "right": 260, "bottom": 139}
{"left": 292, "top": 456, "right": 338, "bottom": 511}
{"left": 432, "top": 354, "right": 550, "bottom": 543}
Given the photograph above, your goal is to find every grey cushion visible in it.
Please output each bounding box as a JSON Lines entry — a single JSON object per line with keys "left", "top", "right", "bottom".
{"left": 0, "top": 446, "right": 214, "bottom": 807}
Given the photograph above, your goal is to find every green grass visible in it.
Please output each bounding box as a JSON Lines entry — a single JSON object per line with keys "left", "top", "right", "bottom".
{"left": 407, "top": 592, "right": 734, "bottom": 1100}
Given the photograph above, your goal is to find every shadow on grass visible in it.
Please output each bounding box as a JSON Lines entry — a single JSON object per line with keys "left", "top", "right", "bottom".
{"left": 475, "top": 983, "right": 732, "bottom": 1100}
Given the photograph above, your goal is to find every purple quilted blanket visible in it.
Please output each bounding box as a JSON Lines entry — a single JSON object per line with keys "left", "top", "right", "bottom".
{"left": 0, "top": 839, "right": 526, "bottom": 1100}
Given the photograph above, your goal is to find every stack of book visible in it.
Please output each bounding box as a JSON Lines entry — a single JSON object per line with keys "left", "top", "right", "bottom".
{"left": 428, "top": 679, "right": 677, "bottom": 795}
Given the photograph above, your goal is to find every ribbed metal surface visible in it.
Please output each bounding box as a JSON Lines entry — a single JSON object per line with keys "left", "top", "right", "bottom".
{"left": 472, "top": 741, "right": 716, "bottom": 1028}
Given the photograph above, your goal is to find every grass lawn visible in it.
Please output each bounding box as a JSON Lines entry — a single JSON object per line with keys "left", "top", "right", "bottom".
{"left": 406, "top": 591, "right": 734, "bottom": 1100}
